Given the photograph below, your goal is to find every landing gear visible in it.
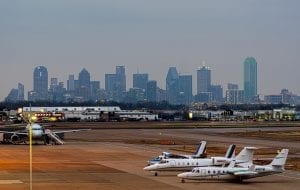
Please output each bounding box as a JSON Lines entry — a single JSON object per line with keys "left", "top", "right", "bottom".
{"left": 181, "top": 179, "right": 185, "bottom": 183}
{"left": 154, "top": 172, "right": 158, "bottom": 176}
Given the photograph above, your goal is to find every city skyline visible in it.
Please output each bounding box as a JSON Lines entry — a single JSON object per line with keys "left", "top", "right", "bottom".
{"left": 2, "top": 60, "right": 300, "bottom": 102}
{"left": 1, "top": 1, "right": 300, "bottom": 100}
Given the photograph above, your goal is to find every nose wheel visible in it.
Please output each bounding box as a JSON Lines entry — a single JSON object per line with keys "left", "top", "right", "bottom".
{"left": 181, "top": 179, "right": 185, "bottom": 183}
{"left": 154, "top": 172, "right": 158, "bottom": 176}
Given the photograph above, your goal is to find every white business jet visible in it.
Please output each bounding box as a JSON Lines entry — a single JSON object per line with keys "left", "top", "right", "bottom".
{"left": 144, "top": 144, "right": 249, "bottom": 176}
{"left": 177, "top": 149, "right": 289, "bottom": 182}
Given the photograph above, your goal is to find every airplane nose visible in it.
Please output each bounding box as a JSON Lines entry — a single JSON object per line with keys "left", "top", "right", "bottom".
{"left": 143, "top": 166, "right": 152, "bottom": 171}
{"left": 177, "top": 173, "right": 187, "bottom": 178}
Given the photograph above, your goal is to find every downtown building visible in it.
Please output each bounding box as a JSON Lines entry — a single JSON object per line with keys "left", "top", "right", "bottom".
{"left": 28, "top": 66, "right": 48, "bottom": 101}
{"left": 195, "top": 65, "right": 212, "bottom": 103}
{"left": 5, "top": 83, "right": 25, "bottom": 102}
{"left": 179, "top": 75, "right": 193, "bottom": 105}
{"left": 166, "top": 67, "right": 180, "bottom": 104}
{"left": 105, "top": 66, "right": 126, "bottom": 102}
{"left": 243, "top": 57, "right": 258, "bottom": 103}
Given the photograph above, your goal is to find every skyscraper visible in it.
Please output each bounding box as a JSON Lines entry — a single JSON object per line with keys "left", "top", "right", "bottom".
{"left": 133, "top": 73, "right": 148, "bottom": 91}
{"left": 147, "top": 80, "right": 157, "bottom": 102}
{"left": 105, "top": 66, "right": 126, "bottom": 102}
{"left": 211, "top": 84, "right": 223, "bottom": 103}
{"left": 105, "top": 74, "right": 117, "bottom": 101}
{"left": 197, "top": 66, "right": 211, "bottom": 94}
{"left": 243, "top": 57, "right": 257, "bottom": 103}
{"left": 50, "top": 77, "right": 58, "bottom": 92}
{"left": 33, "top": 66, "right": 48, "bottom": 100}
{"left": 67, "top": 75, "right": 75, "bottom": 91}
{"left": 78, "top": 68, "right": 91, "bottom": 101}
{"left": 166, "top": 67, "right": 179, "bottom": 104}
{"left": 179, "top": 75, "right": 193, "bottom": 105}
{"left": 91, "top": 81, "right": 100, "bottom": 101}
{"left": 17, "top": 83, "right": 24, "bottom": 101}
{"left": 116, "top": 66, "right": 126, "bottom": 93}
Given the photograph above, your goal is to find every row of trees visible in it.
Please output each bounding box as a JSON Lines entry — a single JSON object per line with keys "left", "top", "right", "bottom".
{"left": 0, "top": 100, "right": 298, "bottom": 111}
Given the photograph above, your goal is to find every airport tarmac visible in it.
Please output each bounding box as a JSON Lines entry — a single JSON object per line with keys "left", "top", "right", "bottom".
{"left": 0, "top": 125, "right": 299, "bottom": 190}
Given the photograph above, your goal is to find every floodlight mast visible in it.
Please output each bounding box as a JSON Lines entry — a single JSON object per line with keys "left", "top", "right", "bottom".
{"left": 29, "top": 107, "right": 33, "bottom": 190}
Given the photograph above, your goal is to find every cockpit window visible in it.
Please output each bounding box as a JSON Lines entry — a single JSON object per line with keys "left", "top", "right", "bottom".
{"left": 159, "top": 160, "right": 168, "bottom": 164}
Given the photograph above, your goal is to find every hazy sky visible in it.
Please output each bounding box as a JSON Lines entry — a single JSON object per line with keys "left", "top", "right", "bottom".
{"left": 1, "top": 0, "right": 300, "bottom": 100}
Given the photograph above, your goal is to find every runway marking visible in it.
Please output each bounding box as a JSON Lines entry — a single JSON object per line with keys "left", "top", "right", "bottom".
{"left": 0, "top": 180, "right": 23, "bottom": 184}
{"left": 275, "top": 174, "right": 300, "bottom": 180}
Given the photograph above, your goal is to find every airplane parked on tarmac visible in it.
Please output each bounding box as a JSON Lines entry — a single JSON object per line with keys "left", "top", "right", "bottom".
{"left": 143, "top": 145, "right": 254, "bottom": 176}
{"left": 177, "top": 149, "right": 289, "bottom": 182}
{"left": 148, "top": 141, "right": 207, "bottom": 165}
{"left": 0, "top": 123, "right": 90, "bottom": 145}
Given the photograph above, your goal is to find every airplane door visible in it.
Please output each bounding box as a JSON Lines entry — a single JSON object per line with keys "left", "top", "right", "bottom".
{"left": 201, "top": 169, "right": 206, "bottom": 176}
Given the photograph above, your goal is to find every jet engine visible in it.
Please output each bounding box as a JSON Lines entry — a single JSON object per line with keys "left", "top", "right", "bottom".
{"left": 211, "top": 157, "right": 232, "bottom": 165}
{"left": 10, "top": 134, "right": 20, "bottom": 144}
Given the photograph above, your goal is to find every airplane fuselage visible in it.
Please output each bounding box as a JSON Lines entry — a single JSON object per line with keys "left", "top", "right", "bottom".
{"left": 177, "top": 165, "right": 283, "bottom": 181}
{"left": 144, "top": 157, "right": 233, "bottom": 172}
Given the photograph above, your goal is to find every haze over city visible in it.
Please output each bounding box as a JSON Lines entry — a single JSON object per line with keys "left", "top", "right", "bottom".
{"left": 1, "top": 0, "right": 300, "bottom": 100}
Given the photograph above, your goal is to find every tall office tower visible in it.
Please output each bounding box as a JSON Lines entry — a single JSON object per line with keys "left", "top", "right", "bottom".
{"left": 211, "top": 84, "right": 223, "bottom": 103}
{"left": 244, "top": 57, "right": 257, "bottom": 103}
{"left": 133, "top": 73, "right": 148, "bottom": 99}
{"left": 147, "top": 80, "right": 157, "bottom": 102}
{"left": 157, "top": 88, "right": 167, "bottom": 102}
{"left": 197, "top": 65, "right": 211, "bottom": 94}
{"left": 116, "top": 66, "right": 126, "bottom": 92}
{"left": 17, "top": 83, "right": 24, "bottom": 101}
{"left": 67, "top": 75, "right": 75, "bottom": 91}
{"left": 33, "top": 66, "right": 48, "bottom": 100}
{"left": 105, "top": 66, "right": 127, "bottom": 102}
{"left": 133, "top": 73, "right": 148, "bottom": 90}
{"left": 105, "top": 74, "right": 117, "bottom": 101}
{"left": 50, "top": 77, "right": 58, "bottom": 92}
{"left": 166, "top": 67, "right": 179, "bottom": 104}
{"left": 78, "top": 68, "right": 91, "bottom": 101}
{"left": 179, "top": 75, "right": 193, "bottom": 105}
{"left": 91, "top": 81, "right": 100, "bottom": 101}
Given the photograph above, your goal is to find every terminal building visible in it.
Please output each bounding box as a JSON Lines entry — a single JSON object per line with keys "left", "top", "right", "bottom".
{"left": 21, "top": 106, "right": 158, "bottom": 122}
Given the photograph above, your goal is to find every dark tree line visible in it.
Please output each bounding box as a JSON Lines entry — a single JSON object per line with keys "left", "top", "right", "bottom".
{"left": 0, "top": 100, "right": 298, "bottom": 111}
{"left": 0, "top": 100, "right": 187, "bottom": 111}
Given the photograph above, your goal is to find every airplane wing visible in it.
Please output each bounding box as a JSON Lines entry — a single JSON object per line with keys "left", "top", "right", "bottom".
{"left": 0, "top": 131, "right": 28, "bottom": 135}
{"left": 52, "top": 129, "right": 91, "bottom": 134}
{"left": 228, "top": 165, "right": 257, "bottom": 176}
{"left": 231, "top": 171, "right": 257, "bottom": 176}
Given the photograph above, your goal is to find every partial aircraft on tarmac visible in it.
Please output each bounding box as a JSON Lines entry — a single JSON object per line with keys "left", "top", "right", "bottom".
{"left": 0, "top": 123, "right": 90, "bottom": 145}
{"left": 148, "top": 141, "right": 207, "bottom": 165}
{"left": 144, "top": 144, "right": 253, "bottom": 176}
{"left": 177, "top": 149, "right": 289, "bottom": 182}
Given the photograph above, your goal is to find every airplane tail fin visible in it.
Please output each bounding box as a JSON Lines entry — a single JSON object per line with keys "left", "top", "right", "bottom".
{"left": 269, "top": 149, "right": 289, "bottom": 168}
{"left": 235, "top": 147, "right": 257, "bottom": 164}
{"left": 193, "top": 141, "right": 207, "bottom": 158}
{"left": 225, "top": 144, "right": 236, "bottom": 158}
